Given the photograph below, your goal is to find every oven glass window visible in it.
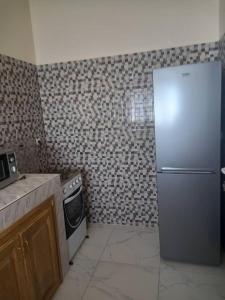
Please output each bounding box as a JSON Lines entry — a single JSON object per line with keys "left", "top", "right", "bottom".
{"left": 0, "top": 154, "right": 9, "bottom": 182}
{"left": 64, "top": 190, "right": 84, "bottom": 229}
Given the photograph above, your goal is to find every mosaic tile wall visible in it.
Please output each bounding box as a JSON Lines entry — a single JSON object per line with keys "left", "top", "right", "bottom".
{"left": 37, "top": 41, "right": 219, "bottom": 227}
{"left": 0, "top": 54, "right": 47, "bottom": 173}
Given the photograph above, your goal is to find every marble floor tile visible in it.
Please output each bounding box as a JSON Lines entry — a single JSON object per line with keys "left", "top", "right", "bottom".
{"left": 53, "top": 224, "right": 225, "bottom": 300}
{"left": 159, "top": 260, "right": 225, "bottom": 300}
{"left": 101, "top": 227, "right": 160, "bottom": 268}
{"left": 76, "top": 225, "right": 113, "bottom": 261}
{"left": 53, "top": 257, "right": 98, "bottom": 300}
{"left": 83, "top": 261, "right": 159, "bottom": 300}
{"left": 160, "top": 256, "right": 225, "bottom": 276}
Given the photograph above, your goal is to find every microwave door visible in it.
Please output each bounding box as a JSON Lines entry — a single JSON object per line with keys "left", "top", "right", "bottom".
{"left": 0, "top": 152, "right": 18, "bottom": 190}
{"left": 0, "top": 156, "right": 7, "bottom": 181}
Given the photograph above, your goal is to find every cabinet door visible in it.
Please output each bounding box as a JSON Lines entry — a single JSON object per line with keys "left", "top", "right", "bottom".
{"left": 21, "top": 199, "right": 61, "bottom": 300}
{"left": 0, "top": 237, "right": 26, "bottom": 300}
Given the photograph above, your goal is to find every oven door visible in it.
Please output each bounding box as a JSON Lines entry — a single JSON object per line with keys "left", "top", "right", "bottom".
{"left": 0, "top": 154, "right": 10, "bottom": 182}
{"left": 63, "top": 186, "right": 85, "bottom": 239}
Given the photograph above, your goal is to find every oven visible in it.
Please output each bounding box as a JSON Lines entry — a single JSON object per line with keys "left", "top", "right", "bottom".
{"left": 63, "top": 185, "right": 85, "bottom": 239}
{"left": 62, "top": 171, "right": 87, "bottom": 261}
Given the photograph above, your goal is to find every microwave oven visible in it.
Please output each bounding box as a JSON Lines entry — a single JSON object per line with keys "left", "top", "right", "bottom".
{"left": 0, "top": 151, "right": 18, "bottom": 189}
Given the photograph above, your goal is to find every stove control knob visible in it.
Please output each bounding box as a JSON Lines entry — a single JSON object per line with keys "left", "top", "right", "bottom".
{"left": 72, "top": 182, "right": 75, "bottom": 186}
{"left": 11, "top": 166, "right": 16, "bottom": 173}
{"left": 63, "top": 188, "right": 67, "bottom": 194}
{"left": 76, "top": 179, "right": 78, "bottom": 184}
{"left": 78, "top": 177, "right": 81, "bottom": 182}
{"left": 69, "top": 184, "right": 72, "bottom": 189}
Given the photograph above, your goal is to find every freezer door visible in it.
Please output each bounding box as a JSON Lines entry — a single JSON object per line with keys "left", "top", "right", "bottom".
{"left": 153, "top": 62, "right": 221, "bottom": 172}
{"left": 157, "top": 173, "right": 221, "bottom": 265}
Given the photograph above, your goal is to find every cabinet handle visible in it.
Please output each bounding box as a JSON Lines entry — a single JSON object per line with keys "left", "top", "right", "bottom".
{"left": 24, "top": 240, "right": 29, "bottom": 251}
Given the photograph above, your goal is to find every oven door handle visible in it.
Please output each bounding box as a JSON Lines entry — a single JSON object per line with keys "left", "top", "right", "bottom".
{"left": 64, "top": 186, "right": 82, "bottom": 204}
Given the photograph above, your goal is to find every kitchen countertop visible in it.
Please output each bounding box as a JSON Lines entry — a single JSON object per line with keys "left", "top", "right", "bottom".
{"left": 0, "top": 172, "right": 69, "bottom": 277}
{"left": 0, "top": 173, "right": 60, "bottom": 211}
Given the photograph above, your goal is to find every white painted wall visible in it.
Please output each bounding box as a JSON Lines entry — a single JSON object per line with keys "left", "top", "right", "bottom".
{"left": 29, "top": 0, "right": 220, "bottom": 65}
{"left": 0, "top": 0, "right": 36, "bottom": 63}
{"left": 220, "top": 0, "right": 225, "bottom": 37}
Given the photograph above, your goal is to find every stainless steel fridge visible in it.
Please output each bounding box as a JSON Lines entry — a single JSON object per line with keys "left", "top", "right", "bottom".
{"left": 153, "top": 61, "right": 221, "bottom": 265}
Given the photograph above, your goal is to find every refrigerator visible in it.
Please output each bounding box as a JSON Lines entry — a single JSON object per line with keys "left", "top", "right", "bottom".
{"left": 153, "top": 61, "right": 221, "bottom": 265}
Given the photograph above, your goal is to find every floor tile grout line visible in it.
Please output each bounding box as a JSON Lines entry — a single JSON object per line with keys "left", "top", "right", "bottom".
{"left": 62, "top": 224, "right": 161, "bottom": 300}
{"left": 99, "top": 225, "right": 161, "bottom": 300}
{"left": 81, "top": 225, "right": 161, "bottom": 299}
{"left": 86, "top": 258, "right": 161, "bottom": 270}
{"left": 96, "top": 226, "right": 160, "bottom": 269}
{"left": 81, "top": 224, "right": 162, "bottom": 299}
{"left": 81, "top": 225, "right": 115, "bottom": 299}
{"left": 58, "top": 224, "right": 225, "bottom": 300}
{"left": 157, "top": 257, "right": 161, "bottom": 300}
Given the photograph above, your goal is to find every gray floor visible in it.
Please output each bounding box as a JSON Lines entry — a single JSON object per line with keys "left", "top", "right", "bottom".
{"left": 53, "top": 224, "right": 225, "bottom": 300}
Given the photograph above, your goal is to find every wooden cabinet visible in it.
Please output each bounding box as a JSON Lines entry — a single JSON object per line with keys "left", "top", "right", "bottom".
{"left": 0, "top": 197, "right": 62, "bottom": 300}
{"left": 0, "top": 236, "right": 26, "bottom": 300}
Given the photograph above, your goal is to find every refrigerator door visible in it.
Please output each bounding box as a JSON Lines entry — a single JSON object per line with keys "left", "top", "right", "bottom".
{"left": 153, "top": 62, "right": 221, "bottom": 172}
{"left": 157, "top": 172, "right": 221, "bottom": 265}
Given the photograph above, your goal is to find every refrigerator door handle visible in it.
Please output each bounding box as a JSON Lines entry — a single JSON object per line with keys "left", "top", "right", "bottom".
{"left": 160, "top": 167, "right": 216, "bottom": 174}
